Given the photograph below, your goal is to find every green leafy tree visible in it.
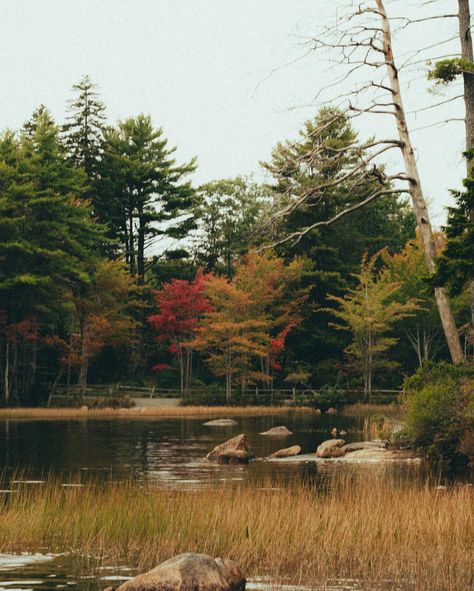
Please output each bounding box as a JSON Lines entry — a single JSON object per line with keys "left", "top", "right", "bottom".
{"left": 383, "top": 238, "right": 443, "bottom": 366}
{"left": 327, "top": 253, "right": 419, "bottom": 399}
{"left": 193, "top": 177, "right": 271, "bottom": 276}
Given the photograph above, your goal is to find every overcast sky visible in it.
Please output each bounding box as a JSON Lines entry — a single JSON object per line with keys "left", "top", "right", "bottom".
{"left": 1, "top": 0, "right": 467, "bottom": 225}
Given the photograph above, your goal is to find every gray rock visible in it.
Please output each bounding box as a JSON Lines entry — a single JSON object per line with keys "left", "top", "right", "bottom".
{"left": 203, "top": 419, "right": 238, "bottom": 427}
{"left": 270, "top": 445, "right": 301, "bottom": 459}
{"left": 206, "top": 434, "right": 253, "bottom": 464}
{"left": 260, "top": 426, "right": 293, "bottom": 436}
{"left": 105, "top": 553, "right": 245, "bottom": 591}
{"left": 342, "top": 441, "right": 386, "bottom": 453}
{"left": 316, "top": 438, "right": 346, "bottom": 458}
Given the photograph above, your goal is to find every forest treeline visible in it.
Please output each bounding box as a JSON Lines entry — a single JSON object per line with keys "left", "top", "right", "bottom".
{"left": 0, "top": 76, "right": 472, "bottom": 405}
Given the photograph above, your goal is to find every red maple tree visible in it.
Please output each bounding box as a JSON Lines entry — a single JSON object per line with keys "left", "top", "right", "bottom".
{"left": 148, "top": 271, "right": 212, "bottom": 393}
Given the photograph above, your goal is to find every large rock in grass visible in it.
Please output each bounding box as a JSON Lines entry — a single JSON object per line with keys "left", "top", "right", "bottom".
{"left": 203, "top": 419, "right": 238, "bottom": 427}
{"left": 270, "top": 445, "right": 301, "bottom": 458}
{"left": 206, "top": 434, "right": 253, "bottom": 464}
{"left": 316, "top": 438, "right": 346, "bottom": 458}
{"left": 105, "top": 553, "right": 245, "bottom": 591}
{"left": 260, "top": 426, "right": 292, "bottom": 436}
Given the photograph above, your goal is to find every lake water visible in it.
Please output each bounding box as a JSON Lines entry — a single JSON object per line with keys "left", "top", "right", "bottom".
{"left": 0, "top": 412, "right": 430, "bottom": 488}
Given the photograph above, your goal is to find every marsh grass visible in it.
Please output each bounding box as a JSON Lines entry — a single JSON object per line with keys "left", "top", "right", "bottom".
{"left": 0, "top": 474, "right": 472, "bottom": 590}
{"left": 0, "top": 406, "right": 312, "bottom": 421}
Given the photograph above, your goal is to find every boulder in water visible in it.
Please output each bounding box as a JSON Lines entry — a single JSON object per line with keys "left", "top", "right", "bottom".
{"left": 316, "top": 438, "right": 346, "bottom": 458}
{"left": 206, "top": 434, "right": 253, "bottom": 464}
{"left": 260, "top": 426, "right": 293, "bottom": 436}
{"left": 203, "top": 419, "right": 238, "bottom": 427}
{"left": 104, "top": 553, "right": 245, "bottom": 591}
{"left": 270, "top": 445, "right": 301, "bottom": 458}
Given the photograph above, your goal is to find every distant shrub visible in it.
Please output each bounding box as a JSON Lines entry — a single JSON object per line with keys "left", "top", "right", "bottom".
{"left": 88, "top": 395, "right": 135, "bottom": 409}
{"left": 180, "top": 385, "right": 227, "bottom": 406}
{"left": 302, "top": 385, "right": 347, "bottom": 411}
{"left": 404, "top": 362, "right": 474, "bottom": 462}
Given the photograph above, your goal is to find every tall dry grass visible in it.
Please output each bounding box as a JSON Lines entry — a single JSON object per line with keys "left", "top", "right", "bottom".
{"left": 0, "top": 406, "right": 311, "bottom": 421}
{"left": 0, "top": 475, "right": 472, "bottom": 590}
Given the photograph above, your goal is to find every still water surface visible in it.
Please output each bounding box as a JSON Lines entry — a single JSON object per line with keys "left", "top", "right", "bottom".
{"left": 0, "top": 412, "right": 422, "bottom": 487}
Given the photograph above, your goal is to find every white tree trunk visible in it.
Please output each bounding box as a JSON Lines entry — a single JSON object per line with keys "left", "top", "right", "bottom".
{"left": 375, "top": 0, "right": 463, "bottom": 363}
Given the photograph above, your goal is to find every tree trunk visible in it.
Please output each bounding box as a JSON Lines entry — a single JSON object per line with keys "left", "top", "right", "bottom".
{"left": 137, "top": 213, "right": 145, "bottom": 285}
{"left": 376, "top": 0, "right": 463, "bottom": 363}
{"left": 4, "top": 341, "right": 10, "bottom": 403}
{"left": 457, "top": 0, "right": 474, "bottom": 330}
{"left": 78, "top": 316, "right": 89, "bottom": 396}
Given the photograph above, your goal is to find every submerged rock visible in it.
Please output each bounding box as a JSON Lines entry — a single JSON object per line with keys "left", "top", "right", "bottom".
{"left": 105, "top": 553, "right": 246, "bottom": 591}
{"left": 260, "top": 426, "right": 293, "bottom": 436}
{"left": 206, "top": 434, "right": 253, "bottom": 464}
{"left": 316, "top": 438, "right": 346, "bottom": 458}
{"left": 203, "top": 419, "right": 238, "bottom": 427}
{"left": 270, "top": 445, "right": 301, "bottom": 458}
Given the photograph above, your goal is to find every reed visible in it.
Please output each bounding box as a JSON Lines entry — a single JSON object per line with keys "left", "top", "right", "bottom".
{"left": 0, "top": 406, "right": 312, "bottom": 421}
{"left": 0, "top": 474, "right": 472, "bottom": 590}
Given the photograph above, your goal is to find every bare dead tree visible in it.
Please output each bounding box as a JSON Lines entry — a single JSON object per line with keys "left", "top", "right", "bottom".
{"left": 264, "top": 0, "right": 464, "bottom": 362}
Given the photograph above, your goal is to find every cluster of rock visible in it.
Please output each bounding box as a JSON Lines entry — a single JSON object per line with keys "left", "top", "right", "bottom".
{"left": 204, "top": 422, "right": 298, "bottom": 464}
{"left": 203, "top": 419, "right": 406, "bottom": 464}
{"left": 105, "top": 553, "right": 246, "bottom": 591}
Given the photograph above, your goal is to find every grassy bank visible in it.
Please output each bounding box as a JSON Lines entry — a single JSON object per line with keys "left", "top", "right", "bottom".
{"left": 0, "top": 406, "right": 312, "bottom": 420}
{"left": 342, "top": 402, "right": 403, "bottom": 418}
{"left": 0, "top": 476, "right": 472, "bottom": 590}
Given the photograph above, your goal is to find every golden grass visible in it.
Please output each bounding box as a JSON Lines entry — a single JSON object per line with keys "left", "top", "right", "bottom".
{"left": 0, "top": 475, "right": 472, "bottom": 590}
{"left": 0, "top": 406, "right": 312, "bottom": 421}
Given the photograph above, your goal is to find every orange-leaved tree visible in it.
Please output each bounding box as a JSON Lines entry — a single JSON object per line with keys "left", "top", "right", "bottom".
{"left": 191, "top": 274, "right": 272, "bottom": 402}
{"left": 192, "top": 252, "right": 309, "bottom": 400}
{"left": 72, "top": 259, "right": 140, "bottom": 394}
{"left": 233, "top": 252, "right": 309, "bottom": 386}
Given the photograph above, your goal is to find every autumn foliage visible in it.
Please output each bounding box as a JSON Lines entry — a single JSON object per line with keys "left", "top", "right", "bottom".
{"left": 149, "top": 253, "right": 308, "bottom": 400}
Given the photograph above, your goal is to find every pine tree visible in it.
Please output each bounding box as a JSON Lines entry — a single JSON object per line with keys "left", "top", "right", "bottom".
{"left": 98, "top": 114, "right": 197, "bottom": 283}
{"left": 63, "top": 75, "right": 106, "bottom": 180}
{"left": 0, "top": 107, "right": 105, "bottom": 402}
{"left": 436, "top": 165, "right": 474, "bottom": 307}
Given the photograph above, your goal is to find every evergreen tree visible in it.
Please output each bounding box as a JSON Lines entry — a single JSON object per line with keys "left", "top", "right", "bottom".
{"left": 436, "top": 165, "right": 474, "bottom": 302}
{"left": 63, "top": 75, "right": 106, "bottom": 180}
{"left": 98, "top": 115, "right": 197, "bottom": 283}
{"left": 0, "top": 108, "right": 105, "bottom": 403}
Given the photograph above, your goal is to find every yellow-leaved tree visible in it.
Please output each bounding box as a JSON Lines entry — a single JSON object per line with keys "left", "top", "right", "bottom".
{"left": 327, "top": 252, "right": 419, "bottom": 399}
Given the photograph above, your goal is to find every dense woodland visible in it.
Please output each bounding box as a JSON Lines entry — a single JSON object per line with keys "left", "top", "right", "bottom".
{"left": 0, "top": 71, "right": 472, "bottom": 406}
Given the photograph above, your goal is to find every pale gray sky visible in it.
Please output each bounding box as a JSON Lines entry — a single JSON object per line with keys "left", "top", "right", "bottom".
{"left": 1, "top": 0, "right": 467, "bottom": 225}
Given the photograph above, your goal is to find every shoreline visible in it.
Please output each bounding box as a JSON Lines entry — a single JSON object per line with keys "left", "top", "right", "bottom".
{"left": 0, "top": 405, "right": 315, "bottom": 421}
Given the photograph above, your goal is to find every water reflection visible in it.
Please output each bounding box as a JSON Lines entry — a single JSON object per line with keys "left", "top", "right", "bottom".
{"left": 0, "top": 413, "right": 472, "bottom": 488}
